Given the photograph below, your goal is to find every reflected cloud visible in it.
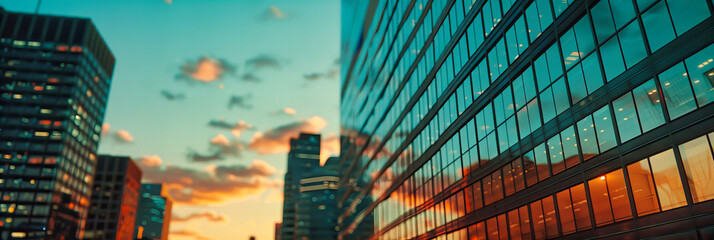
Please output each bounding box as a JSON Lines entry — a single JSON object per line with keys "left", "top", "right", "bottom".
{"left": 248, "top": 116, "right": 327, "bottom": 154}
{"left": 138, "top": 156, "right": 283, "bottom": 205}
{"left": 176, "top": 56, "right": 237, "bottom": 83}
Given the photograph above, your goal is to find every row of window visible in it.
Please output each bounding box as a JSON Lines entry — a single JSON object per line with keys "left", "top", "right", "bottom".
{"left": 381, "top": 130, "right": 714, "bottom": 239}
{"left": 371, "top": 0, "right": 581, "bottom": 230}
{"left": 373, "top": 6, "right": 714, "bottom": 235}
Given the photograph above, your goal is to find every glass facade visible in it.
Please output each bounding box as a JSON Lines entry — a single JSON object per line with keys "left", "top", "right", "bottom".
{"left": 339, "top": 0, "right": 714, "bottom": 239}
{"left": 0, "top": 8, "right": 115, "bottom": 240}
{"left": 134, "top": 184, "right": 172, "bottom": 240}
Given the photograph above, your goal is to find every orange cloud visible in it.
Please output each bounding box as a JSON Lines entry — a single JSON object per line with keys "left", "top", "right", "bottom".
{"left": 172, "top": 211, "right": 228, "bottom": 223}
{"left": 210, "top": 134, "right": 231, "bottom": 146}
{"left": 101, "top": 123, "right": 110, "bottom": 136}
{"left": 283, "top": 108, "right": 296, "bottom": 115}
{"left": 320, "top": 134, "right": 341, "bottom": 165}
{"left": 139, "top": 155, "right": 162, "bottom": 167}
{"left": 139, "top": 157, "right": 282, "bottom": 205}
{"left": 115, "top": 129, "right": 134, "bottom": 142}
{"left": 178, "top": 56, "right": 236, "bottom": 83}
{"left": 248, "top": 116, "right": 327, "bottom": 154}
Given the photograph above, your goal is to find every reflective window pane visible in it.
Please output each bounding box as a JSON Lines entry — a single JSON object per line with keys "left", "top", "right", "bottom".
{"left": 632, "top": 79, "right": 665, "bottom": 132}
{"left": 570, "top": 183, "right": 592, "bottom": 231}
{"left": 591, "top": 0, "right": 616, "bottom": 42}
{"left": 678, "top": 136, "right": 714, "bottom": 203}
{"left": 508, "top": 209, "right": 523, "bottom": 240}
{"left": 573, "top": 16, "right": 596, "bottom": 55}
{"left": 593, "top": 106, "right": 618, "bottom": 152}
{"left": 561, "top": 126, "right": 580, "bottom": 168}
{"left": 619, "top": 21, "right": 647, "bottom": 68}
{"left": 613, "top": 92, "right": 642, "bottom": 142}
{"left": 557, "top": 188, "right": 577, "bottom": 235}
{"left": 684, "top": 44, "right": 714, "bottom": 107}
{"left": 518, "top": 206, "right": 532, "bottom": 240}
{"left": 600, "top": 36, "right": 626, "bottom": 81}
{"left": 641, "top": 1, "right": 676, "bottom": 52}
{"left": 649, "top": 149, "right": 688, "bottom": 210}
{"left": 567, "top": 63, "right": 588, "bottom": 103}
{"left": 542, "top": 196, "right": 559, "bottom": 238}
{"left": 627, "top": 159, "right": 661, "bottom": 216}
{"left": 667, "top": 0, "right": 711, "bottom": 35}
{"left": 582, "top": 53, "right": 604, "bottom": 93}
{"left": 534, "top": 143, "right": 550, "bottom": 181}
{"left": 548, "top": 134, "right": 565, "bottom": 175}
{"left": 606, "top": 169, "right": 633, "bottom": 222}
{"left": 660, "top": 63, "right": 697, "bottom": 119}
{"left": 610, "top": 0, "right": 636, "bottom": 29}
{"left": 577, "top": 116, "right": 599, "bottom": 160}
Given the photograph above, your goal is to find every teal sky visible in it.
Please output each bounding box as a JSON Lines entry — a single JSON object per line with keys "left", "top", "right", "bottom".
{"left": 3, "top": 0, "right": 341, "bottom": 239}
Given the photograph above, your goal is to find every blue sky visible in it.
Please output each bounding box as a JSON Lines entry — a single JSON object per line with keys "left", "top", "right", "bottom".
{"left": 3, "top": 0, "right": 341, "bottom": 239}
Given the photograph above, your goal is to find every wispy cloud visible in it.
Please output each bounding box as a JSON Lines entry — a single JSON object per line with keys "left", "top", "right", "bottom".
{"left": 160, "top": 90, "right": 185, "bottom": 101}
{"left": 187, "top": 150, "right": 224, "bottom": 162}
{"left": 207, "top": 119, "right": 253, "bottom": 137}
{"left": 303, "top": 68, "right": 338, "bottom": 81}
{"left": 241, "top": 73, "right": 260, "bottom": 82}
{"left": 262, "top": 5, "right": 287, "bottom": 20}
{"left": 271, "top": 107, "right": 297, "bottom": 116}
{"left": 172, "top": 211, "right": 228, "bottom": 223}
{"left": 138, "top": 156, "right": 282, "bottom": 205}
{"left": 245, "top": 55, "right": 282, "bottom": 69}
{"left": 227, "top": 94, "right": 252, "bottom": 110}
{"left": 177, "top": 56, "right": 237, "bottom": 83}
{"left": 248, "top": 116, "right": 327, "bottom": 154}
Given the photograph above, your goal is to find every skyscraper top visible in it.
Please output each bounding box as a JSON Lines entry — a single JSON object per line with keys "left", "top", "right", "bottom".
{"left": 0, "top": 8, "right": 115, "bottom": 76}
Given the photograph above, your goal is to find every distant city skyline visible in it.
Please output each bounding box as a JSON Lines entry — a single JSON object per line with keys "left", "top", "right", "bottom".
{"left": 1, "top": 1, "right": 340, "bottom": 239}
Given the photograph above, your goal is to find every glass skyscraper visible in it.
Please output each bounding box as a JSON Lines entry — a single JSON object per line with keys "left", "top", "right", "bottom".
{"left": 134, "top": 184, "right": 172, "bottom": 240}
{"left": 339, "top": 0, "right": 714, "bottom": 239}
{"left": 280, "top": 133, "right": 322, "bottom": 240}
{"left": 0, "top": 8, "right": 115, "bottom": 239}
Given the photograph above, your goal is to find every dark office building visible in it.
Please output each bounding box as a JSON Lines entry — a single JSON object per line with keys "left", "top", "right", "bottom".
{"left": 0, "top": 8, "right": 115, "bottom": 240}
{"left": 339, "top": 0, "right": 714, "bottom": 239}
{"left": 134, "top": 184, "right": 172, "bottom": 240}
{"left": 280, "top": 133, "right": 321, "bottom": 240}
{"left": 84, "top": 155, "right": 142, "bottom": 240}
{"left": 295, "top": 157, "right": 341, "bottom": 239}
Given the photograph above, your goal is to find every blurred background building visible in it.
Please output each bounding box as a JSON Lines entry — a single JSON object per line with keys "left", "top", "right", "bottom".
{"left": 338, "top": 0, "right": 714, "bottom": 239}
{"left": 84, "top": 155, "right": 142, "bottom": 240}
{"left": 280, "top": 133, "right": 342, "bottom": 240}
{"left": 134, "top": 184, "right": 172, "bottom": 240}
{"left": 0, "top": 7, "right": 115, "bottom": 240}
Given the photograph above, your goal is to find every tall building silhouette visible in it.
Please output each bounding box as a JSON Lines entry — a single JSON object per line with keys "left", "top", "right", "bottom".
{"left": 280, "top": 133, "right": 321, "bottom": 240}
{"left": 84, "top": 155, "right": 142, "bottom": 240}
{"left": 339, "top": 0, "right": 714, "bottom": 239}
{"left": 134, "top": 184, "right": 172, "bottom": 240}
{"left": 0, "top": 8, "right": 115, "bottom": 239}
